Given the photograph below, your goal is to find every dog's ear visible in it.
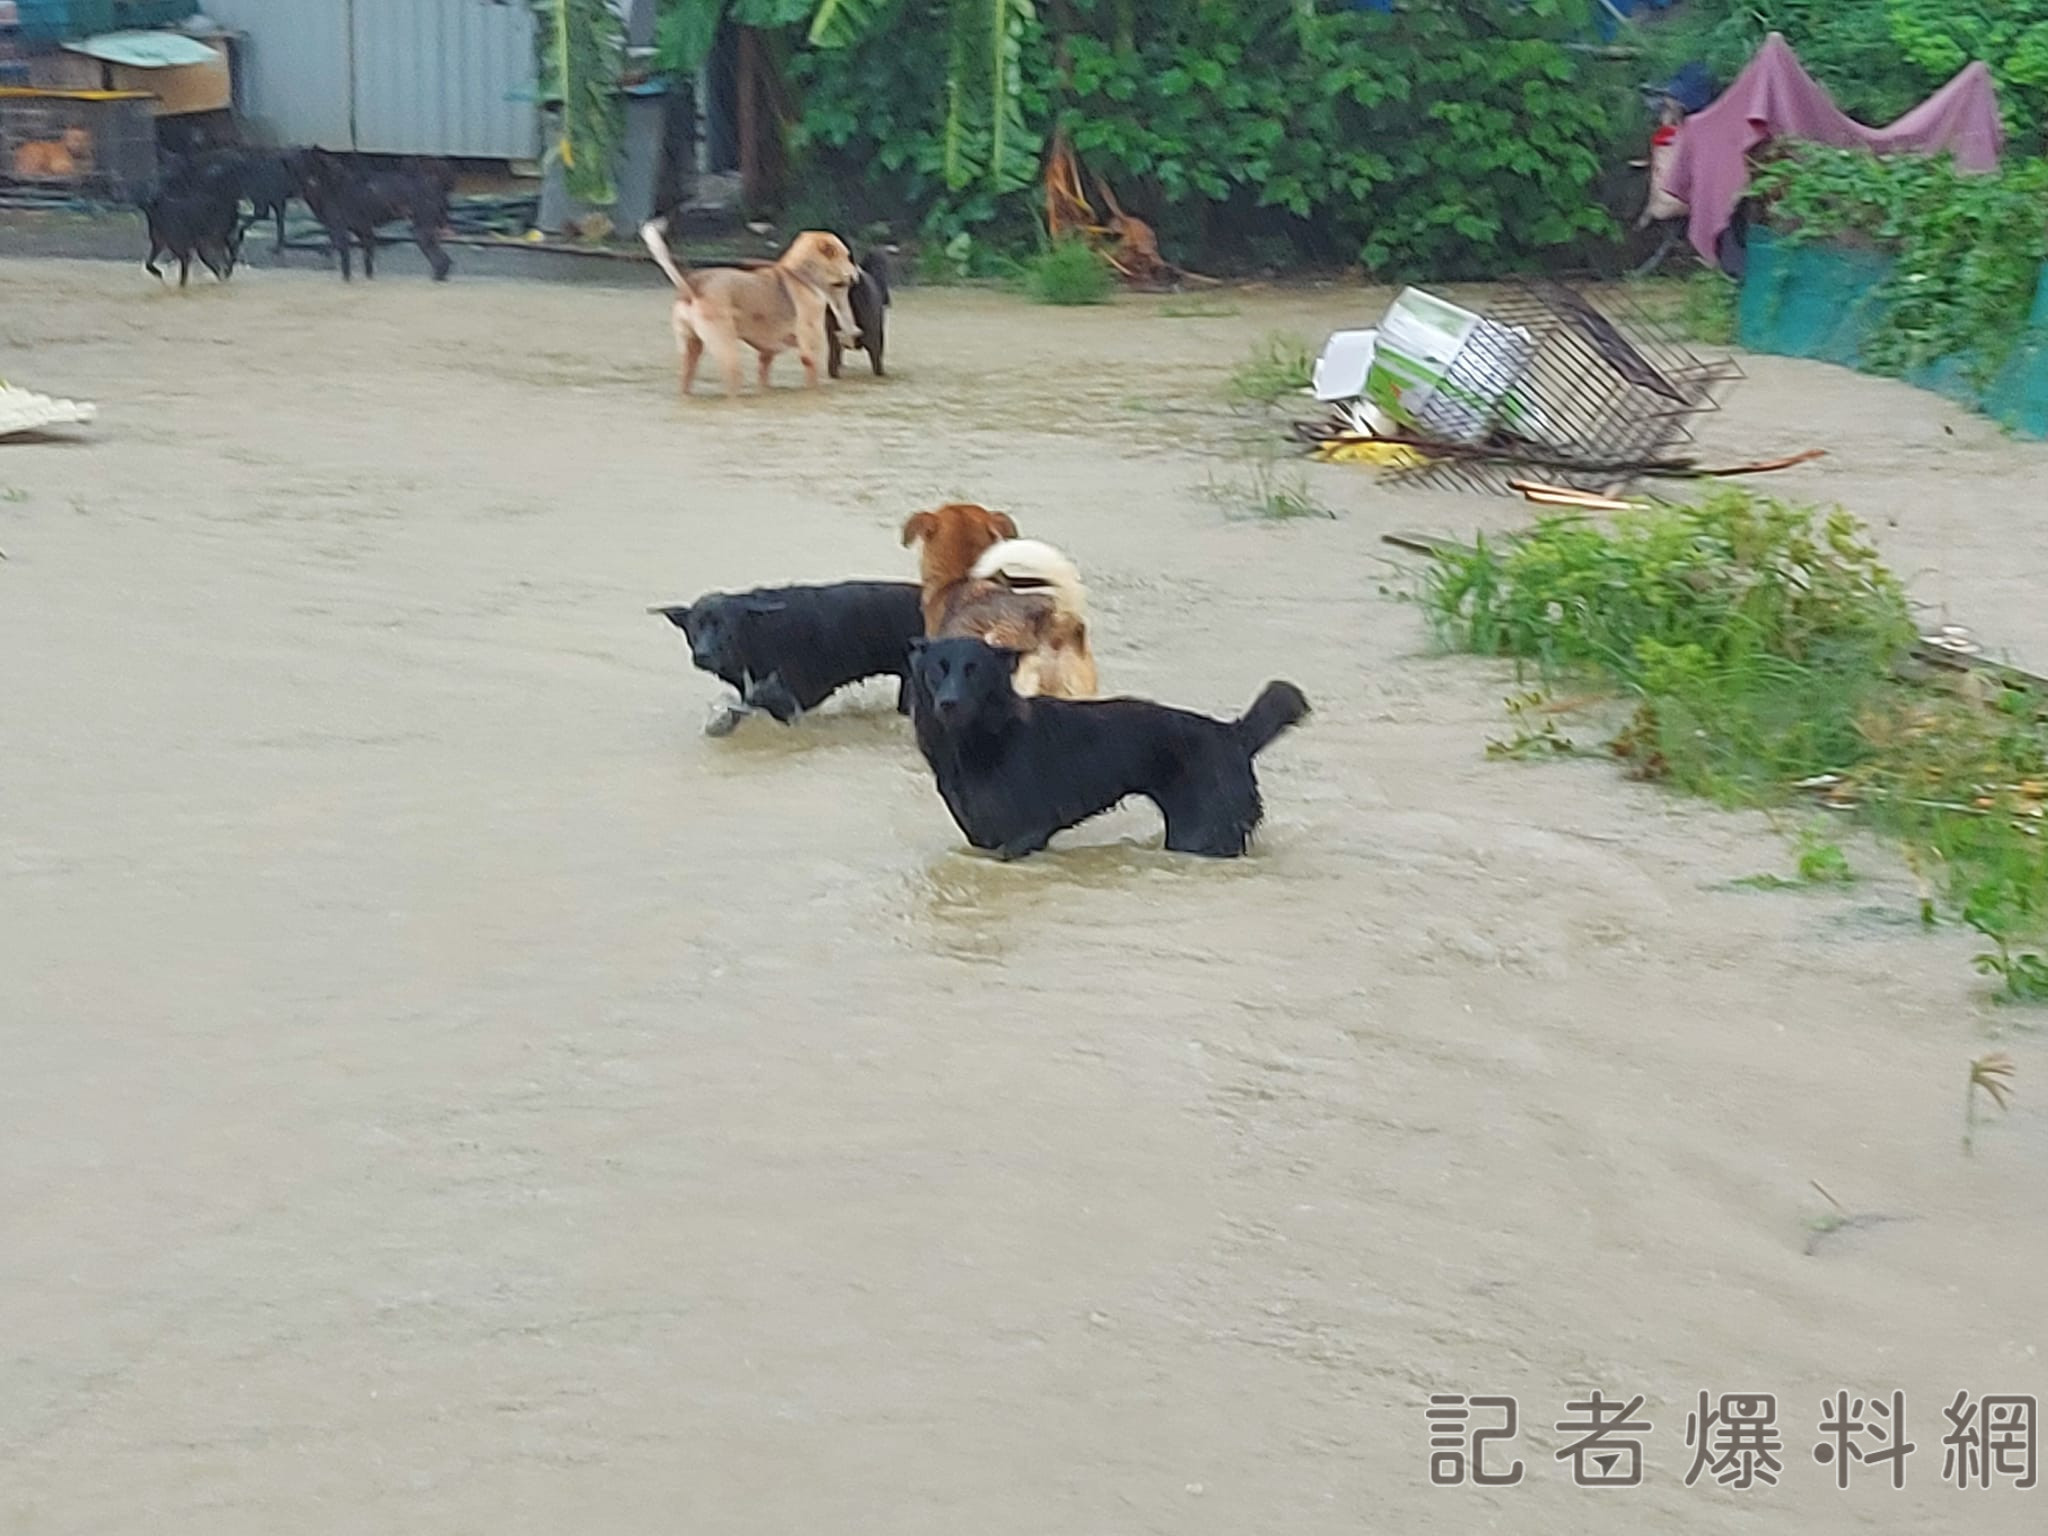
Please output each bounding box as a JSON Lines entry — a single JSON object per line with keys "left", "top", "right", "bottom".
{"left": 990, "top": 645, "right": 1025, "bottom": 674}
{"left": 991, "top": 510, "right": 1020, "bottom": 540}
{"left": 786, "top": 231, "right": 857, "bottom": 291}
{"left": 901, "top": 510, "right": 937, "bottom": 548}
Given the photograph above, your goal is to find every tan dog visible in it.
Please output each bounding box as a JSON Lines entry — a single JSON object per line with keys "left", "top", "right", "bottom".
{"left": 900, "top": 502, "right": 1098, "bottom": 699}
{"left": 639, "top": 217, "right": 862, "bottom": 396}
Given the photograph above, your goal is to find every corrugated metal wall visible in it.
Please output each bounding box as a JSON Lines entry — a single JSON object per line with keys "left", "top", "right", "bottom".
{"left": 202, "top": 0, "right": 540, "bottom": 160}
{"left": 348, "top": 0, "right": 537, "bottom": 158}
{"left": 203, "top": 0, "right": 353, "bottom": 149}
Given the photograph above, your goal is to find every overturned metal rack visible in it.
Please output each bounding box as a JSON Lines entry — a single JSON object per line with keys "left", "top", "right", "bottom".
{"left": 1384, "top": 279, "right": 1744, "bottom": 498}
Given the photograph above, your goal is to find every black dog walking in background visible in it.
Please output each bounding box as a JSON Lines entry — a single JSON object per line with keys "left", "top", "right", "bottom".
{"left": 140, "top": 173, "right": 241, "bottom": 287}
{"left": 908, "top": 636, "right": 1309, "bottom": 859}
{"left": 227, "top": 150, "right": 302, "bottom": 256}
{"left": 162, "top": 147, "right": 301, "bottom": 256}
{"left": 293, "top": 147, "right": 456, "bottom": 281}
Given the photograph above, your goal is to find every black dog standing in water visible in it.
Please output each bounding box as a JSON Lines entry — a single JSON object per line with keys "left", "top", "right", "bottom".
{"left": 908, "top": 636, "right": 1310, "bottom": 859}
{"left": 652, "top": 581, "right": 925, "bottom": 735}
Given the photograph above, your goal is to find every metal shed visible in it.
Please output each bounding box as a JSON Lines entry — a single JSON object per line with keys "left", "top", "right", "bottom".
{"left": 197, "top": 0, "right": 539, "bottom": 160}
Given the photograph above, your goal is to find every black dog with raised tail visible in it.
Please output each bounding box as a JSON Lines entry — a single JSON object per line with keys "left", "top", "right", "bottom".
{"left": 908, "top": 635, "right": 1308, "bottom": 859}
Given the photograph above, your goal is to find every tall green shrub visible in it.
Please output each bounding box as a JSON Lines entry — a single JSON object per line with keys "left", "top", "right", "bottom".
{"left": 787, "top": 0, "right": 1623, "bottom": 276}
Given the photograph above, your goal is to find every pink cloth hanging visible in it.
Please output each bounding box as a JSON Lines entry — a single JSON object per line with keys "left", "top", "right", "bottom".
{"left": 1660, "top": 32, "right": 2005, "bottom": 264}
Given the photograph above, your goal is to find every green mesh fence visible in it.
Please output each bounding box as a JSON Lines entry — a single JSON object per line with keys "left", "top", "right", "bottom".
{"left": 1737, "top": 229, "right": 2048, "bottom": 440}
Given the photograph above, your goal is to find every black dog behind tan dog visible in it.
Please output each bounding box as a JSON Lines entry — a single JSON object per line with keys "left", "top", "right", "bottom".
{"left": 829, "top": 250, "right": 891, "bottom": 378}
{"left": 729, "top": 247, "right": 891, "bottom": 378}
{"left": 908, "top": 636, "right": 1309, "bottom": 859}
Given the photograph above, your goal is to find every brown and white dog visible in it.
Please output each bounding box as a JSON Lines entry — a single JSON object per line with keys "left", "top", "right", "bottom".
{"left": 639, "top": 217, "right": 862, "bottom": 395}
{"left": 900, "top": 502, "right": 1098, "bottom": 699}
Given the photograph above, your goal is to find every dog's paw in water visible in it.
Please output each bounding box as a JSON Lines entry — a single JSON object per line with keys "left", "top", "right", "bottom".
{"left": 703, "top": 699, "right": 752, "bottom": 738}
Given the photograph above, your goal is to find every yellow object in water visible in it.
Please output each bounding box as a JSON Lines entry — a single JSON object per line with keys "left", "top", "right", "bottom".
{"left": 1312, "top": 437, "right": 1427, "bottom": 469}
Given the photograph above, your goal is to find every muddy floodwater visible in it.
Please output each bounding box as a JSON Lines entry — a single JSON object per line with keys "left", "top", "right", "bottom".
{"left": 3, "top": 257, "right": 2045, "bottom": 1532}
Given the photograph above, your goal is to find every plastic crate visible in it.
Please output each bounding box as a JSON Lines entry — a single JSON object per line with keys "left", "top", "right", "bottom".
{"left": 15, "top": 1, "right": 117, "bottom": 45}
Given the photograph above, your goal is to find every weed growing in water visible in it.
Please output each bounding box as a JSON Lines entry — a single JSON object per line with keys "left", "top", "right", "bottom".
{"left": 1736, "top": 822, "right": 1857, "bottom": 889}
{"left": 1200, "top": 441, "right": 1335, "bottom": 521}
{"left": 1796, "top": 824, "right": 1855, "bottom": 884}
{"left": 1414, "top": 490, "right": 2048, "bottom": 995}
{"left": 1224, "top": 333, "right": 1313, "bottom": 406}
{"left": 1485, "top": 691, "right": 1583, "bottom": 760}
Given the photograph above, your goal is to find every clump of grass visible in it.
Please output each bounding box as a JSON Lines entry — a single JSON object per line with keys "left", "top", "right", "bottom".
{"left": 1486, "top": 690, "right": 1583, "bottom": 760}
{"left": 1200, "top": 441, "right": 1335, "bottom": 521}
{"left": 1225, "top": 332, "right": 1313, "bottom": 405}
{"left": 1415, "top": 489, "right": 2048, "bottom": 996}
{"left": 1157, "top": 299, "right": 1240, "bottom": 319}
{"left": 1024, "top": 237, "right": 1114, "bottom": 305}
{"left": 1422, "top": 492, "right": 1915, "bottom": 802}
{"left": 1679, "top": 269, "right": 1739, "bottom": 345}
{"left": 1737, "top": 822, "right": 1857, "bottom": 889}
{"left": 1795, "top": 825, "right": 1855, "bottom": 884}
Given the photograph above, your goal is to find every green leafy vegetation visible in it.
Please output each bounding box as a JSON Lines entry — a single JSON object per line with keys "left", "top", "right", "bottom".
{"left": 535, "top": 0, "right": 626, "bottom": 204}
{"left": 789, "top": 0, "right": 1624, "bottom": 273}
{"left": 1794, "top": 824, "right": 1856, "bottom": 884}
{"left": 1415, "top": 491, "right": 2048, "bottom": 997}
{"left": 1740, "top": 822, "right": 1858, "bottom": 887}
{"left": 1677, "top": 269, "right": 1739, "bottom": 345}
{"left": 657, "top": 0, "right": 817, "bottom": 77}
{"left": 1751, "top": 145, "right": 2048, "bottom": 385}
{"left": 1224, "top": 332, "right": 1313, "bottom": 406}
{"left": 1023, "top": 236, "right": 1114, "bottom": 303}
{"left": 811, "top": 0, "right": 1038, "bottom": 195}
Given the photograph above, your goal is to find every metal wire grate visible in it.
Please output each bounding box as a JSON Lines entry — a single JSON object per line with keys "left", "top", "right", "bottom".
{"left": 1387, "top": 279, "right": 1744, "bottom": 497}
{"left": 0, "top": 91, "right": 156, "bottom": 200}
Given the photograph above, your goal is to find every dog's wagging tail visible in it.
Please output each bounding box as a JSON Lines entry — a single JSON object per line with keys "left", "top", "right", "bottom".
{"left": 638, "top": 215, "right": 696, "bottom": 296}
{"left": 1236, "top": 680, "right": 1312, "bottom": 757}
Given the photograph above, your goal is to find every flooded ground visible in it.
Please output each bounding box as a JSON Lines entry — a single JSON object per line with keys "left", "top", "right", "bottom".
{"left": 3, "top": 256, "right": 2044, "bottom": 1533}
